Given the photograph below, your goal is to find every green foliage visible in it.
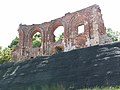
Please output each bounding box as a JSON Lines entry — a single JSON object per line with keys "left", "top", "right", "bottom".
{"left": 32, "top": 40, "right": 41, "bottom": 48}
{"left": 55, "top": 33, "right": 64, "bottom": 42}
{"left": 0, "top": 33, "right": 41, "bottom": 64}
{"left": 106, "top": 28, "right": 120, "bottom": 42}
{"left": 8, "top": 37, "right": 19, "bottom": 49}
{"left": 0, "top": 48, "right": 12, "bottom": 64}
{"left": 32, "top": 33, "right": 42, "bottom": 48}
{"left": 32, "top": 33, "right": 41, "bottom": 41}
{"left": 3, "top": 36, "right": 19, "bottom": 64}
{"left": 8, "top": 33, "right": 42, "bottom": 49}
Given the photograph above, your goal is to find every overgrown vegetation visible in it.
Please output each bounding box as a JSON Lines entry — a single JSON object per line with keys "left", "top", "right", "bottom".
{"left": 106, "top": 28, "right": 120, "bottom": 42}
{"left": 0, "top": 47, "right": 12, "bottom": 64}
{"left": 8, "top": 36, "right": 19, "bottom": 49}
{"left": 32, "top": 33, "right": 42, "bottom": 48}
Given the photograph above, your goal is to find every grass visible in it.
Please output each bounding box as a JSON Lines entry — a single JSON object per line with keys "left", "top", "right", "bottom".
{"left": 26, "top": 84, "right": 120, "bottom": 90}
{"left": 41, "top": 84, "right": 65, "bottom": 90}
{"left": 41, "top": 85, "right": 120, "bottom": 90}
{"left": 80, "top": 86, "right": 120, "bottom": 90}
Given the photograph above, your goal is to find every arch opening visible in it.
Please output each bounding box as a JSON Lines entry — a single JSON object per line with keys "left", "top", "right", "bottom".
{"left": 50, "top": 25, "right": 64, "bottom": 54}
{"left": 32, "top": 32, "right": 42, "bottom": 48}
{"left": 53, "top": 26, "right": 64, "bottom": 43}
{"left": 78, "top": 25, "right": 84, "bottom": 35}
{"left": 29, "top": 28, "right": 42, "bottom": 59}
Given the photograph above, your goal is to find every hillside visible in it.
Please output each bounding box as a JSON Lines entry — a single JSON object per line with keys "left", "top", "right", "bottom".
{"left": 0, "top": 42, "right": 120, "bottom": 90}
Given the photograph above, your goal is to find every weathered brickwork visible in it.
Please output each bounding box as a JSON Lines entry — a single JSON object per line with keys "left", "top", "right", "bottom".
{"left": 12, "top": 4, "right": 111, "bottom": 61}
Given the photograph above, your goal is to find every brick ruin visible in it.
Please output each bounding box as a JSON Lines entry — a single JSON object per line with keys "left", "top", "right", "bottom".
{"left": 12, "top": 4, "right": 111, "bottom": 61}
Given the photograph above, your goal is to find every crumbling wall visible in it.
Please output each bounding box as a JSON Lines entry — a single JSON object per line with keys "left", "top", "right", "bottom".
{"left": 12, "top": 4, "right": 110, "bottom": 61}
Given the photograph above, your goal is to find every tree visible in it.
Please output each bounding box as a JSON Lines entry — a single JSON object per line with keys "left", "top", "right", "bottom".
{"left": 57, "top": 33, "right": 64, "bottom": 42}
{"left": 8, "top": 37, "right": 19, "bottom": 49}
{"left": 8, "top": 33, "right": 42, "bottom": 49}
{"left": 55, "top": 33, "right": 64, "bottom": 42}
{"left": 32, "top": 40, "right": 41, "bottom": 48}
{"left": 0, "top": 47, "right": 12, "bottom": 64}
{"left": 0, "top": 33, "right": 42, "bottom": 64}
{"left": 32, "top": 33, "right": 42, "bottom": 48}
{"left": 106, "top": 28, "right": 120, "bottom": 42}
{"left": 32, "top": 33, "right": 41, "bottom": 41}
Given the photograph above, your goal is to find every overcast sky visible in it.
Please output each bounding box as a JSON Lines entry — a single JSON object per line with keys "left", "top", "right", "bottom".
{"left": 0, "top": 0, "right": 120, "bottom": 48}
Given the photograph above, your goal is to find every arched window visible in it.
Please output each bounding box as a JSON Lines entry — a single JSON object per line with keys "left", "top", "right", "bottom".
{"left": 32, "top": 32, "right": 42, "bottom": 48}
{"left": 78, "top": 25, "right": 84, "bottom": 35}
{"left": 53, "top": 26, "right": 64, "bottom": 42}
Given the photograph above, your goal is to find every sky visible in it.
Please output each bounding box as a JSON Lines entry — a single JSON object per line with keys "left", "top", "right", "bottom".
{"left": 0, "top": 0, "right": 120, "bottom": 48}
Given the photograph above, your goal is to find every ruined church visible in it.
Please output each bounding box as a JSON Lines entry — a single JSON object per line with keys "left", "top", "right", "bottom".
{"left": 12, "top": 4, "right": 111, "bottom": 61}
